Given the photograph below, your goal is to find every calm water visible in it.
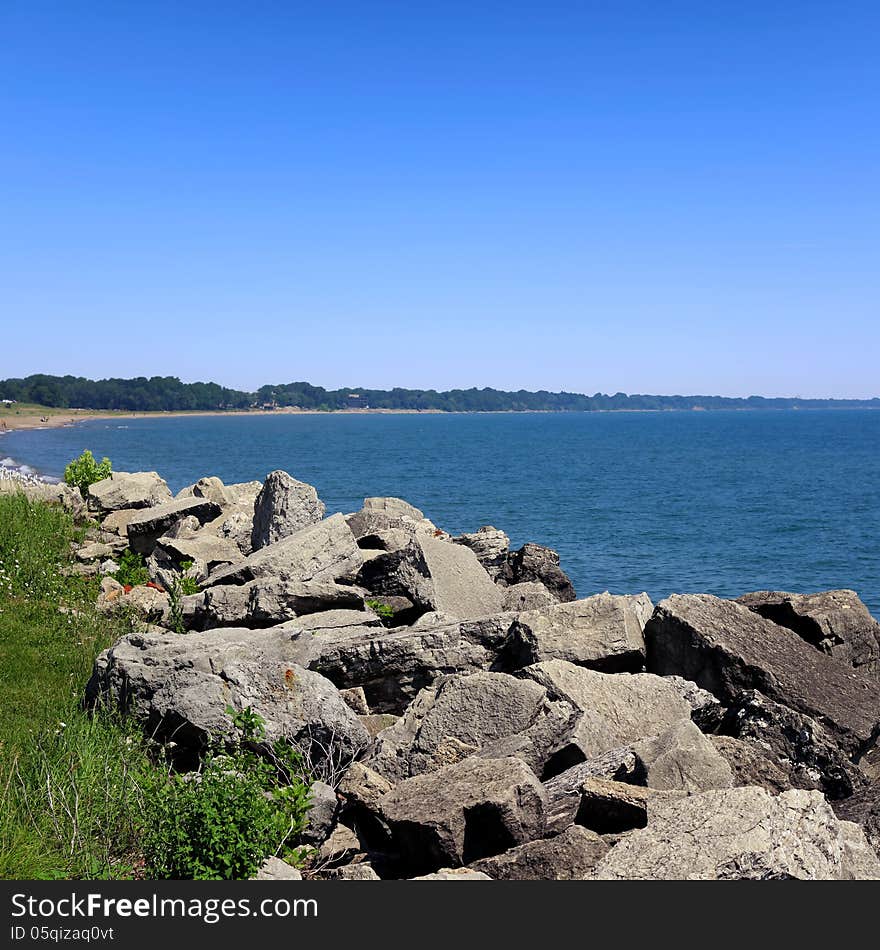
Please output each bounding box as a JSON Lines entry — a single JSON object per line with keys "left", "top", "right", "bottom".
{"left": 3, "top": 410, "right": 879, "bottom": 615}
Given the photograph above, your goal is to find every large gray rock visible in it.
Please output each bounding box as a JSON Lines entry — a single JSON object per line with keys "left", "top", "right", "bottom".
{"left": 126, "top": 497, "right": 222, "bottom": 555}
{"left": 501, "top": 582, "right": 556, "bottom": 612}
{"left": 469, "top": 825, "right": 609, "bottom": 880}
{"left": 183, "top": 577, "right": 365, "bottom": 629}
{"left": 85, "top": 626, "right": 370, "bottom": 767}
{"left": 410, "top": 869, "right": 492, "bottom": 881}
{"left": 381, "top": 756, "right": 547, "bottom": 873}
{"left": 645, "top": 594, "right": 880, "bottom": 755}
{"left": 305, "top": 614, "right": 517, "bottom": 712}
{"left": 453, "top": 526, "right": 510, "bottom": 580}
{"left": 832, "top": 785, "right": 880, "bottom": 854}
{"left": 508, "top": 592, "right": 653, "bottom": 672}
{"left": 204, "top": 513, "right": 363, "bottom": 588}
{"left": 253, "top": 857, "right": 302, "bottom": 880}
{"left": 713, "top": 690, "right": 863, "bottom": 800}
{"left": 346, "top": 501, "right": 436, "bottom": 550}
{"left": 369, "top": 671, "right": 573, "bottom": 783}
{"left": 592, "top": 787, "right": 880, "bottom": 880}
{"left": 175, "top": 476, "right": 235, "bottom": 507}
{"left": 737, "top": 589, "right": 880, "bottom": 674}
{"left": 147, "top": 533, "right": 242, "bottom": 589}
{"left": 364, "top": 497, "right": 424, "bottom": 519}
{"left": 575, "top": 777, "right": 679, "bottom": 834}
{"left": 502, "top": 543, "right": 576, "bottom": 602}
{"left": 357, "top": 536, "right": 504, "bottom": 621}
{"left": 87, "top": 471, "right": 172, "bottom": 513}
{"left": 519, "top": 660, "right": 692, "bottom": 767}
{"left": 1, "top": 480, "right": 86, "bottom": 518}
{"left": 251, "top": 471, "right": 326, "bottom": 551}
{"left": 632, "top": 718, "right": 734, "bottom": 792}
{"left": 709, "top": 736, "right": 793, "bottom": 795}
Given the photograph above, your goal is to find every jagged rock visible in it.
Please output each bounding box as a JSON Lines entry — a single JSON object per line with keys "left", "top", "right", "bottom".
{"left": 285, "top": 609, "right": 381, "bottom": 632}
{"left": 518, "top": 660, "right": 691, "bottom": 769}
{"left": 204, "top": 506, "right": 256, "bottom": 557}
{"left": 251, "top": 471, "right": 326, "bottom": 551}
{"left": 712, "top": 690, "right": 864, "bottom": 800}
{"left": 301, "top": 781, "right": 338, "bottom": 845}
{"left": 97, "top": 584, "right": 169, "bottom": 623}
{"left": 591, "top": 787, "right": 880, "bottom": 880}
{"left": 501, "top": 582, "right": 555, "bottom": 612}
{"left": 502, "top": 543, "right": 576, "bottom": 602}
{"left": 85, "top": 626, "right": 370, "bottom": 766}
{"left": 661, "top": 675, "right": 723, "bottom": 729}
{"left": 507, "top": 593, "right": 653, "bottom": 672}
{"left": 126, "top": 497, "right": 222, "bottom": 555}
{"left": 318, "top": 824, "right": 362, "bottom": 864}
{"left": 253, "top": 857, "right": 302, "bottom": 880}
{"left": 76, "top": 542, "right": 113, "bottom": 562}
{"left": 87, "top": 472, "right": 172, "bottom": 513}
{"left": 100, "top": 575, "right": 123, "bottom": 595}
{"left": 369, "top": 671, "right": 573, "bottom": 783}
{"left": 337, "top": 762, "right": 394, "bottom": 849}
{"left": 645, "top": 594, "right": 880, "bottom": 755}
{"left": 0, "top": 480, "right": 86, "bottom": 518}
{"left": 100, "top": 559, "right": 119, "bottom": 576}
{"left": 101, "top": 508, "right": 141, "bottom": 537}
{"left": 737, "top": 589, "right": 880, "bottom": 674}
{"left": 381, "top": 756, "right": 547, "bottom": 874}
{"left": 832, "top": 785, "right": 880, "bottom": 853}
{"left": 632, "top": 718, "right": 734, "bottom": 792}
{"left": 453, "top": 527, "right": 510, "bottom": 580}
{"left": 469, "top": 825, "right": 609, "bottom": 880}
{"left": 361, "top": 714, "right": 398, "bottom": 737}
{"left": 346, "top": 501, "right": 436, "bottom": 550}
{"left": 340, "top": 686, "right": 370, "bottom": 715}
{"left": 204, "top": 513, "right": 362, "bottom": 588}
{"left": 356, "top": 536, "right": 504, "bottom": 621}
{"left": 183, "top": 578, "right": 366, "bottom": 630}
{"left": 153, "top": 533, "right": 242, "bottom": 579}
{"left": 364, "top": 497, "right": 425, "bottom": 519}
{"left": 410, "top": 869, "right": 492, "bottom": 881}
{"left": 575, "top": 778, "right": 677, "bottom": 834}
{"left": 332, "top": 863, "right": 381, "bottom": 880}
{"left": 710, "top": 736, "right": 793, "bottom": 794}
{"left": 306, "top": 614, "right": 517, "bottom": 712}
{"left": 175, "top": 476, "right": 234, "bottom": 507}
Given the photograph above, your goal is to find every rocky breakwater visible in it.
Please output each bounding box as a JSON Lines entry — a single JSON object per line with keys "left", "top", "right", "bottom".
{"left": 73, "top": 468, "right": 880, "bottom": 880}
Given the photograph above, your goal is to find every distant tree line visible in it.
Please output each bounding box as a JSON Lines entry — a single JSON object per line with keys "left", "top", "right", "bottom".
{"left": 1, "top": 374, "right": 877, "bottom": 413}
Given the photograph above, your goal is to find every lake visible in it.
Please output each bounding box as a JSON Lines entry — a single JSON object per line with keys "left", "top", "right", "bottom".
{"left": 2, "top": 409, "right": 878, "bottom": 614}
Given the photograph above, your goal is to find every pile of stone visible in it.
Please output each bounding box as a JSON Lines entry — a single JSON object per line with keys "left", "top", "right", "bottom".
{"left": 73, "top": 468, "right": 880, "bottom": 880}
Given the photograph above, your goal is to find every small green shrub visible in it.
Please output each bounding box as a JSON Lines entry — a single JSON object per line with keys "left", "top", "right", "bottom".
{"left": 178, "top": 560, "right": 200, "bottom": 596}
{"left": 142, "top": 708, "right": 312, "bottom": 880}
{"left": 366, "top": 598, "right": 395, "bottom": 621}
{"left": 63, "top": 450, "right": 112, "bottom": 498}
{"left": 114, "top": 550, "right": 149, "bottom": 588}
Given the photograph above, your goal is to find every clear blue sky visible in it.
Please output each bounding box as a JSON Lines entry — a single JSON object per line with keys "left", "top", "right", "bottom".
{"left": 2, "top": 1, "right": 877, "bottom": 397}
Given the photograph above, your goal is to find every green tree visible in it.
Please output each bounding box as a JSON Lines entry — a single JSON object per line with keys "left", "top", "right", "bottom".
{"left": 63, "top": 450, "right": 112, "bottom": 497}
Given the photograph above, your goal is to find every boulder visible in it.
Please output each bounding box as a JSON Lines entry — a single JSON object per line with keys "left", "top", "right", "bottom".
{"left": 518, "top": 660, "right": 692, "bottom": 769}
{"left": 507, "top": 592, "right": 653, "bottom": 672}
{"left": 369, "top": 671, "right": 573, "bottom": 783}
{"left": 453, "top": 526, "right": 510, "bottom": 580}
{"left": 645, "top": 594, "right": 880, "bottom": 755}
{"left": 305, "top": 614, "right": 517, "bottom": 712}
{"left": 502, "top": 543, "right": 576, "bottom": 602}
{"left": 288, "top": 610, "right": 382, "bottom": 633}
{"left": 631, "top": 718, "right": 734, "bottom": 792}
{"left": 76, "top": 542, "right": 114, "bottom": 562}
{"left": 96, "top": 584, "right": 169, "bottom": 623}
{"left": 410, "top": 869, "right": 492, "bottom": 881}
{"left": 712, "top": 690, "right": 864, "bottom": 800}
{"left": 501, "top": 582, "right": 555, "bottom": 612}
{"left": 469, "top": 825, "right": 608, "bottom": 880}
{"left": 85, "top": 626, "right": 370, "bottom": 767}
{"left": 152, "top": 533, "right": 242, "bottom": 579}
{"left": 301, "top": 781, "right": 338, "bottom": 845}
{"left": 175, "top": 476, "right": 235, "bottom": 507}
{"left": 381, "top": 756, "right": 547, "bottom": 874}
{"left": 591, "top": 787, "right": 880, "bottom": 880}
{"left": 346, "top": 502, "right": 436, "bottom": 550}
{"left": 184, "top": 577, "right": 366, "bottom": 630}
{"left": 832, "top": 785, "right": 880, "bottom": 853}
{"left": 87, "top": 472, "right": 172, "bottom": 513}
{"left": 253, "top": 857, "right": 302, "bottom": 881}
{"left": 364, "top": 497, "right": 424, "bottom": 519}
{"left": 332, "top": 863, "right": 381, "bottom": 880}
{"left": 709, "top": 736, "right": 793, "bottom": 795}
{"left": 251, "top": 471, "right": 326, "bottom": 551}
{"left": 126, "top": 497, "right": 222, "bottom": 555}
{"left": 204, "top": 506, "right": 256, "bottom": 557}
{"left": 101, "top": 508, "right": 141, "bottom": 537}
{"left": 204, "top": 514, "right": 362, "bottom": 588}
{"left": 737, "top": 589, "right": 880, "bottom": 674}
{"left": 356, "top": 536, "right": 504, "bottom": 621}
{"left": 1, "top": 480, "right": 86, "bottom": 518}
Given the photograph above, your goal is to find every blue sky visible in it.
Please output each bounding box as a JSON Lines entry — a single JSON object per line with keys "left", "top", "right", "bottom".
{"left": 1, "top": 1, "right": 877, "bottom": 397}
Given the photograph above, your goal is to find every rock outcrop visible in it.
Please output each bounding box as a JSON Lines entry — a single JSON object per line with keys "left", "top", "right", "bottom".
{"left": 251, "top": 470, "right": 326, "bottom": 551}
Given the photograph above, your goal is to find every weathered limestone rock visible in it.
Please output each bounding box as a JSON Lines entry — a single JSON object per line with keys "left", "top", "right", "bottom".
{"left": 632, "top": 718, "right": 734, "bottom": 792}
{"left": 87, "top": 471, "right": 172, "bottom": 513}
{"left": 0, "top": 480, "right": 86, "bottom": 518}
{"left": 508, "top": 593, "right": 653, "bottom": 672}
{"left": 453, "top": 526, "right": 510, "bottom": 580}
{"left": 410, "top": 869, "right": 492, "bottom": 881}
{"left": 519, "top": 660, "right": 692, "bottom": 767}
{"left": 469, "top": 825, "right": 609, "bottom": 880}
{"left": 76, "top": 542, "right": 114, "bottom": 562}
{"left": 126, "top": 497, "right": 222, "bottom": 555}
{"left": 253, "top": 857, "right": 302, "bottom": 880}
{"left": 301, "top": 781, "right": 338, "bottom": 845}
{"left": 153, "top": 533, "right": 242, "bottom": 579}
{"left": 357, "top": 536, "right": 504, "bottom": 621}
{"left": 364, "top": 497, "right": 425, "bottom": 519}
{"left": 737, "top": 589, "right": 880, "bottom": 674}
{"left": 101, "top": 508, "right": 141, "bottom": 537}
{"left": 85, "top": 626, "right": 370, "bottom": 766}
{"left": 176, "top": 476, "right": 235, "bottom": 507}
{"left": 369, "top": 671, "right": 572, "bottom": 783}
{"left": 502, "top": 543, "right": 576, "bottom": 602}
{"left": 832, "top": 785, "right": 880, "bottom": 853}
{"left": 346, "top": 501, "right": 436, "bottom": 551}
{"left": 381, "top": 756, "right": 547, "bottom": 874}
{"left": 591, "top": 787, "right": 880, "bottom": 880}
{"left": 501, "top": 582, "right": 556, "bottom": 612}
{"left": 575, "top": 778, "right": 670, "bottom": 834}
{"left": 204, "top": 513, "right": 362, "bottom": 588}
{"left": 645, "top": 594, "right": 880, "bottom": 755}
{"left": 96, "top": 584, "right": 169, "bottom": 623}
{"left": 251, "top": 471, "right": 326, "bottom": 551}
{"left": 709, "top": 736, "right": 793, "bottom": 795}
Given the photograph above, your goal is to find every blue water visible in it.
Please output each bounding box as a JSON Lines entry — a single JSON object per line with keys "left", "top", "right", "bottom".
{"left": 2, "top": 410, "right": 879, "bottom": 615}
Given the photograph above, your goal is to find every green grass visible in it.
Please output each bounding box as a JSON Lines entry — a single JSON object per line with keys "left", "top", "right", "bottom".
{"left": 0, "top": 492, "right": 151, "bottom": 878}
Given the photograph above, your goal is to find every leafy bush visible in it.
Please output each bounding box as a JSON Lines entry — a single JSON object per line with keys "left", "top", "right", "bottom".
{"left": 178, "top": 560, "right": 200, "bottom": 596}
{"left": 63, "top": 450, "right": 112, "bottom": 497}
{"left": 142, "top": 708, "right": 312, "bottom": 880}
{"left": 114, "top": 550, "right": 150, "bottom": 588}
{"left": 366, "top": 598, "right": 395, "bottom": 621}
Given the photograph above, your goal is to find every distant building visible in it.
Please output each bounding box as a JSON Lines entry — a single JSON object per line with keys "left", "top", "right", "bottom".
{"left": 346, "top": 393, "right": 368, "bottom": 409}
{"left": 1, "top": 399, "right": 15, "bottom": 405}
